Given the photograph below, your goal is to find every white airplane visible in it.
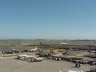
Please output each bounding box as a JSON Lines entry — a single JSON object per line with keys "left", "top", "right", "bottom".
{"left": 61, "top": 42, "right": 68, "bottom": 45}
{"left": 30, "top": 46, "right": 38, "bottom": 52}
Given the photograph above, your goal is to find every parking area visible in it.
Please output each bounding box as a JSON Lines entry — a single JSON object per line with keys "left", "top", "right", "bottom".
{"left": 0, "top": 56, "right": 93, "bottom": 72}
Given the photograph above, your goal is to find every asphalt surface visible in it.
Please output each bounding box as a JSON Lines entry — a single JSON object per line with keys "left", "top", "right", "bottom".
{"left": 0, "top": 56, "right": 92, "bottom": 72}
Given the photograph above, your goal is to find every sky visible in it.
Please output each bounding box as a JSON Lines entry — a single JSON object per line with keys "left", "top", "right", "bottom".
{"left": 0, "top": 0, "right": 96, "bottom": 39}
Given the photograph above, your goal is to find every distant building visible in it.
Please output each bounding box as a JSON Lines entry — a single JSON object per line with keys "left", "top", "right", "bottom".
{"left": 21, "top": 42, "right": 32, "bottom": 45}
{"left": 16, "top": 42, "right": 32, "bottom": 46}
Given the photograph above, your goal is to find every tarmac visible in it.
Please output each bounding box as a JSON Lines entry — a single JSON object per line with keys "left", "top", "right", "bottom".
{"left": 0, "top": 56, "right": 93, "bottom": 72}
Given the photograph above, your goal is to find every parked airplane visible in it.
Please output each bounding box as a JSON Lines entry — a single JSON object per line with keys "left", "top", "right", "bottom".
{"left": 61, "top": 42, "right": 68, "bottom": 45}
{"left": 17, "top": 54, "right": 43, "bottom": 62}
{"left": 30, "top": 46, "right": 38, "bottom": 52}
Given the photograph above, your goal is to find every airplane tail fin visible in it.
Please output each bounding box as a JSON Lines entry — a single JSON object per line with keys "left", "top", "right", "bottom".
{"left": 36, "top": 46, "right": 38, "bottom": 49}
